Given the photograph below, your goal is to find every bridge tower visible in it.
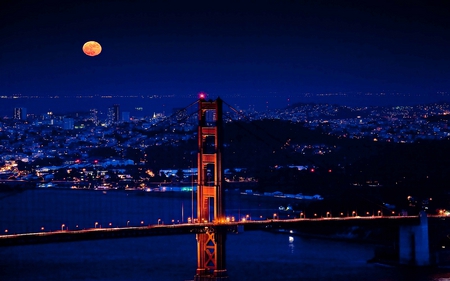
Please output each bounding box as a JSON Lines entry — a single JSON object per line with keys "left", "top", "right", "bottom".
{"left": 194, "top": 97, "right": 228, "bottom": 280}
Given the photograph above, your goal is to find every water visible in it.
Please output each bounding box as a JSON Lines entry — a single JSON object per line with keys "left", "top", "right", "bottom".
{"left": 0, "top": 189, "right": 449, "bottom": 280}
{"left": 0, "top": 188, "right": 296, "bottom": 233}
{"left": 1, "top": 231, "right": 449, "bottom": 280}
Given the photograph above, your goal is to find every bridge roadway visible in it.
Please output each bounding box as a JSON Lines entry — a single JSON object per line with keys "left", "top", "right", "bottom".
{"left": 0, "top": 215, "right": 424, "bottom": 247}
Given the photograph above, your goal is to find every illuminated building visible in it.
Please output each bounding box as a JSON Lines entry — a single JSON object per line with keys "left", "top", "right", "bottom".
{"left": 90, "top": 109, "right": 98, "bottom": 124}
{"left": 13, "top": 107, "right": 27, "bottom": 120}
{"left": 108, "top": 104, "right": 120, "bottom": 124}
{"left": 63, "top": 118, "right": 74, "bottom": 130}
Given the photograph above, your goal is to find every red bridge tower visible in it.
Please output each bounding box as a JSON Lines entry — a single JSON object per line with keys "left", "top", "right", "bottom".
{"left": 194, "top": 97, "right": 228, "bottom": 280}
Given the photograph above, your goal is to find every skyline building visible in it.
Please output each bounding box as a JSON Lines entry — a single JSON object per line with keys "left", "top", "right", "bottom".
{"left": 63, "top": 118, "right": 74, "bottom": 130}
{"left": 90, "top": 109, "right": 98, "bottom": 125}
{"left": 13, "top": 107, "right": 27, "bottom": 120}
{"left": 108, "top": 104, "right": 120, "bottom": 124}
{"left": 122, "top": 111, "right": 130, "bottom": 122}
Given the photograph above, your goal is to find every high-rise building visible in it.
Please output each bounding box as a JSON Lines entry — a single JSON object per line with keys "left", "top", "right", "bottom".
{"left": 63, "top": 118, "right": 74, "bottom": 130}
{"left": 13, "top": 107, "right": 27, "bottom": 120}
{"left": 108, "top": 104, "right": 120, "bottom": 123}
{"left": 122, "top": 111, "right": 130, "bottom": 122}
{"left": 90, "top": 109, "right": 98, "bottom": 124}
{"left": 113, "top": 104, "right": 119, "bottom": 122}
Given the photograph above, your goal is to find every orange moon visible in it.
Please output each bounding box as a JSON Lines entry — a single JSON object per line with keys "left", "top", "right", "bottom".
{"left": 82, "top": 41, "right": 102, "bottom": 56}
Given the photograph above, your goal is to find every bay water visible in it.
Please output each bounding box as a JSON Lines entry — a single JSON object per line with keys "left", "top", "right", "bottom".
{"left": 0, "top": 188, "right": 449, "bottom": 280}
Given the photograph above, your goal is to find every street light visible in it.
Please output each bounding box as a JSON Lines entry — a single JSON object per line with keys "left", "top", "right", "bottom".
{"left": 95, "top": 222, "right": 98, "bottom": 228}
{"left": 127, "top": 220, "right": 130, "bottom": 227}
{"left": 61, "top": 224, "right": 65, "bottom": 231}
{"left": 158, "top": 218, "right": 161, "bottom": 225}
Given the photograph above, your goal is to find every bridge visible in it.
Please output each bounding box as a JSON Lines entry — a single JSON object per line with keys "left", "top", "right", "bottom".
{"left": 0, "top": 216, "right": 424, "bottom": 247}
{"left": 1, "top": 97, "right": 449, "bottom": 280}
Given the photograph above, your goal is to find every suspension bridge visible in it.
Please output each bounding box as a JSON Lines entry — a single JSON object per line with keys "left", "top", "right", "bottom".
{"left": 1, "top": 97, "right": 449, "bottom": 280}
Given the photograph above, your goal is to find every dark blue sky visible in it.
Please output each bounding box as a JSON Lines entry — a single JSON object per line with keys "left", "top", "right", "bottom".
{"left": 1, "top": 0, "right": 450, "bottom": 105}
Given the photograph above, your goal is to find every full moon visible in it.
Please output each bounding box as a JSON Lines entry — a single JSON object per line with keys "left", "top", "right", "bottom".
{"left": 82, "top": 41, "right": 102, "bottom": 56}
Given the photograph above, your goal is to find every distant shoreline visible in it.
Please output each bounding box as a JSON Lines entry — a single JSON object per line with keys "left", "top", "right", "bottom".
{"left": 1, "top": 93, "right": 449, "bottom": 117}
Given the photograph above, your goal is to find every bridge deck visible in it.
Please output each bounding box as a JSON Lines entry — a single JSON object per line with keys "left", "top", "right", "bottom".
{"left": 0, "top": 216, "right": 426, "bottom": 247}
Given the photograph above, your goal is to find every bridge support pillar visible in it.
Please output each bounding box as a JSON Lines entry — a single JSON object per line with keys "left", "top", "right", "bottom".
{"left": 194, "top": 97, "right": 228, "bottom": 280}
{"left": 399, "top": 211, "right": 430, "bottom": 266}
{"left": 194, "top": 230, "right": 227, "bottom": 281}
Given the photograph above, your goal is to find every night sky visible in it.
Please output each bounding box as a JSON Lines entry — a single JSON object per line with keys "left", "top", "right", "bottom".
{"left": 1, "top": 0, "right": 450, "bottom": 107}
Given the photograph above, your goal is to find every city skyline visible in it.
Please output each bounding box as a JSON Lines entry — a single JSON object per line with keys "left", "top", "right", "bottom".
{"left": 1, "top": 0, "right": 450, "bottom": 108}
{"left": 2, "top": 92, "right": 450, "bottom": 119}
